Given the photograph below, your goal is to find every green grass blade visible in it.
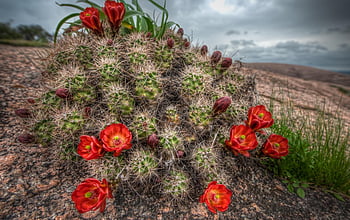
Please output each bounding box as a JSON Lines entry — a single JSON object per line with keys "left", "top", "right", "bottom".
{"left": 76, "top": 0, "right": 101, "bottom": 10}
{"left": 54, "top": 13, "right": 80, "bottom": 43}
{"left": 56, "top": 2, "right": 84, "bottom": 11}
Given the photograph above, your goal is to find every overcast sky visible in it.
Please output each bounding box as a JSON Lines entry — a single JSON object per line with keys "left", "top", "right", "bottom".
{"left": 1, "top": 0, "right": 350, "bottom": 72}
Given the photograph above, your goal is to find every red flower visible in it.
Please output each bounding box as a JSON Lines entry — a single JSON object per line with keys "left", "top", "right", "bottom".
{"left": 200, "top": 181, "right": 232, "bottom": 214}
{"left": 245, "top": 105, "right": 274, "bottom": 132}
{"left": 225, "top": 125, "right": 258, "bottom": 157}
{"left": 77, "top": 135, "right": 104, "bottom": 160}
{"left": 100, "top": 123, "right": 132, "bottom": 156}
{"left": 213, "top": 96, "right": 232, "bottom": 115}
{"left": 262, "top": 134, "right": 289, "bottom": 159}
{"left": 80, "top": 7, "right": 103, "bottom": 35}
{"left": 71, "top": 178, "right": 112, "bottom": 213}
{"left": 103, "top": 1, "right": 125, "bottom": 32}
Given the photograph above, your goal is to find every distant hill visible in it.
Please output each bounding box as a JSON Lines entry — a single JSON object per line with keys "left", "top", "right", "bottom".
{"left": 245, "top": 63, "right": 350, "bottom": 87}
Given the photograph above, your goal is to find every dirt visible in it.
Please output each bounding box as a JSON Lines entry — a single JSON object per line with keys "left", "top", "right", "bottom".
{"left": 1, "top": 45, "right": 349, "bottom": 219}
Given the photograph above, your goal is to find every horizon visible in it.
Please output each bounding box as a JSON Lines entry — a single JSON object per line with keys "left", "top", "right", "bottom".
{"left": 1, "top": 0, "right": 350, "bottom": 72}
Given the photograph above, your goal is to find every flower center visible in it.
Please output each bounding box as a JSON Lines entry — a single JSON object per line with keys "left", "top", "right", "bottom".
{"left": 84, "top": 192, "right": 92, "bottom": 198}
{"left": 85, "top": 145, "right": 91, "bottom": 150}
{"left": 85, "top": 13, "right": 91, "bottom": 17}
{"left": 240, "top": 135, "right": 246, "bottom": 140}
{"left": 274, "top": 143, "right": 280, "bottom": 148}
{"left": 113, "top": 136, "right": 121, "bottom": 146}
{"left": 258, "top": 113, "right": 264, "bottom": 118}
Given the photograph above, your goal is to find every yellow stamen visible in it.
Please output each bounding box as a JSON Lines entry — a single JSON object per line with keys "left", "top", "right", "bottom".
{"left": 274, "top": 143, "right": 280, "bottom": 147}
{"left": 84, "top": 192, "right": 92, "bottom": 198}
{"left": 114, "top": 136, "right": 120, "bottom": 140}
{"left": 258, "top": 113, "right": 264, "bottom": 118}
{"left": 85, "top": 145, "right": 91, "bottom": 150}
{"left": 240, "top": 135, "right": 246, "bottom": 139}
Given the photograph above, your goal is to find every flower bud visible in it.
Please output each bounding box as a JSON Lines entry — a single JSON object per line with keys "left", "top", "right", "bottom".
{"left": 201, "top": 45, "right": 208, "bottom": 56}
{"left": 55, "top": 88, "right": 70, "bottom": 99}
{"left": 213, "top": 96, "right": 232, "bottom": 115}
{"left": 145, "top": 32, "right": 152, "bottom": 38}
{"left": 211, "top": 51, "right": 222, "bottom": 65}
{"left": 15, "top": 109, "right": 31, "bottom": 118}
{"left": 106, "top": 39, "right": 113, "bottom": 46}
{"left": 83, "top": 107, "right": 92, "bottom": 118}
{"left": 167, "top": 38, "right": 174, "bottom": 49}
{"left": 18, "top": 133, "right": 35, "bottom": 144}
{"left": 221, "top": 57, "right": 232, "bottom": 70}
{"left": 27, "top": 98, "right": 35, "bottom": 104}
{"left": 177, "top": 28, "right": 184, "bottom": 36}
{"left": 176, "top": 150, "right": 185, "bottom": 158}
{"left": 184, "top": 41, "right": 190, "bottom": 48}
{"left": 147, "top": 133, "right": 159, "bottom": 148}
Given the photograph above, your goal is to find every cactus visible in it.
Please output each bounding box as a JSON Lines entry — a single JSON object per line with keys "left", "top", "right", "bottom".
{"left": 129, "top": 150, "right": 158, "bottom": 181}
{"left": 163, "top": 170, "right": 190, "bottom": 199}
{"left": 19, "top": 27, "right": 257, "bottom": 203}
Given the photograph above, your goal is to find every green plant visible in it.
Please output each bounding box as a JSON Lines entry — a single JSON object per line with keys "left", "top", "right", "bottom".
{"left": 265, "top": 94, "right": 350, "bottom": 196}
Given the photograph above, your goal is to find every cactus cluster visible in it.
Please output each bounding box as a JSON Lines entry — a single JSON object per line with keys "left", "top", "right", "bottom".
{"left": 17, "top": 28, "right": 257, "bottom": 201}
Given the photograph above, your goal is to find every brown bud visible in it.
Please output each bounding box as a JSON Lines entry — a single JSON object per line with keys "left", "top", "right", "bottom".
{"left": 213, "top": 96, "right": 232, "bottom": 115}
{"left": 176, "top": 150, "right": 185, "bottom": 158}
{"left": 177, "top": 28, "right": 184, "bottom": 36}
{"left": 201, "top": 45, "right": 208, "bottom": 56}
{"left": 83, "top": 107, "right": 92, "bottom": 118}
{"left": 221, "top": 57, "right": 233, "bottom": 70}
{"left": 184, "top": 41, "right": 190, "bottom": 48}
{"left": 167, "top": 38, "right": 174, "bottom": 49}
{"left": 27, "top": 98, "right": 35, "bottom": 104}
{"left": 147, "top": 133, "right": 159, "bottom": 148}
{"left": 15, "top": 109, "right": 31, "bottom": 118}
{"left": 18, "top": 133, "right": 35, "bottom": 144}
{"left": 55, "top": 88, "right": 70, "bottom": 99}
{"left": 211, "top": 51, "right": 222, "bottom": 65}
{"left": 106, "top": 39, "right": 113, "bottom": 46}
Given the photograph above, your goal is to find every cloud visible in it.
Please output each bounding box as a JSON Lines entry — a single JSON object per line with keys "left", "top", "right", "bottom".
{"left": 327, "top": 25, "right": 350, "bottom": 34}
{"left": 226, "top": 30, "right": 240, "bottom": 35}
{"left": 230, "top": 39, "right": 256, "bottom": 47}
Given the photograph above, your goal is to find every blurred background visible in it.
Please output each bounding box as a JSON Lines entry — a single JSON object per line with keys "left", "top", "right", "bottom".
{"left": 0, "top": 0, "right": 349, "bottom": 74}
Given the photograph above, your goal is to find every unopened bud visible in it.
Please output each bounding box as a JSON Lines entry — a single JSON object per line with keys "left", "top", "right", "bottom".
{"left": 213, "top": 96, "right": 232, "bottom": 115}
{"left": 147, "top": 133, "right": 159, "bottom": 148}
{"left": 27, "top": 98, "right": 35, "bottom": 104}
{"left": 184, "top": 41, "right": 190, "bottom": 48}
{"left": 201, "top": 45, "right": 208, "bottom": 56}
{"left": 176, "top": 150, "right": 185, "bottom": 158}
{"left": 83, "top": 107, "right": 92, "bottom": 118}
{"left": 167, "top": 38, "right": 174, "bottom": 49}
{"left": 145, "top": 32, "right": 152, "bottom": 38}
{"left": 211, "top": 51, "right": 222, "bottom": 65}
{"left": 106, "top": 39, "right": 113, "bottom": 46}
{"left": 55, "top": 88, "right": 70, "bottom": 99}
{"left": 221, "top": 57, "right": 232, "bottom": 70}
{"left": 18, "top": 133, "right": 35, "bottom": 144}
{"left": 15, "top": 109, "right": 31, "bottom": 118}
{"left": 177, "top": 28, "right": 184, "bottom": 36}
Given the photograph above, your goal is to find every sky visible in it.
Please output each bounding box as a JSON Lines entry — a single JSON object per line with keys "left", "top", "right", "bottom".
{"left": 1, "top": 0, "right": 350, "bottom": 72}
